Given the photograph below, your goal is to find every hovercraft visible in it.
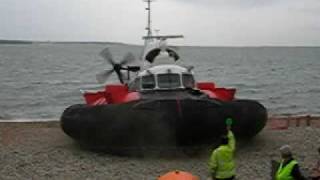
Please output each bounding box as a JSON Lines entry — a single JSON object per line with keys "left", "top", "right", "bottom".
{"left": 60, "top": 0, "right": 267, "bottom": 153}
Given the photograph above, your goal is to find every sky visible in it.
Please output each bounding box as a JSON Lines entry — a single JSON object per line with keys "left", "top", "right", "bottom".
{"left": 1, "top": 0, "right": 320, "bottom": 46}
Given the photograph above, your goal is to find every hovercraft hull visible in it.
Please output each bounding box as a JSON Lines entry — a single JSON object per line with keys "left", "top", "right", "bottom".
{"left": 60, "top": 98, "right": 267, "bottom": 151}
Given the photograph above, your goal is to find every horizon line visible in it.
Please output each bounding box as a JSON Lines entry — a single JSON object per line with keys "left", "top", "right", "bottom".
{"left": 0, "top": 39, "right": 319, "bottom": 48}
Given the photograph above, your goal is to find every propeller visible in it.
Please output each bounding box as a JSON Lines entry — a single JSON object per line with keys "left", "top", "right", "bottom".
{"left": 145, "top": 47, "right": 179, "bottom": 63}
{"left": 96, "top": 48, "right": 139, "bottom": 84}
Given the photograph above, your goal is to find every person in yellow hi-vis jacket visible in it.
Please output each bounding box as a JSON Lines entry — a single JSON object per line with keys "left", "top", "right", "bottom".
{"left": 276, "top": 145, "right": 306, "bottom": 180}
{"left": 209, "top": 118, "right": 236, "bottom": 180}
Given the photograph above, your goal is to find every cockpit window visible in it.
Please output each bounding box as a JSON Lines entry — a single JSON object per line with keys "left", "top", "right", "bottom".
{"left": 141, "top": 75, "right": 155, "bottom": 89}
{"left": 182, "top": 74, "right": 195, "bottom": 88}
{"left": 158, "top": 74, "right": 181, "bottom": 89}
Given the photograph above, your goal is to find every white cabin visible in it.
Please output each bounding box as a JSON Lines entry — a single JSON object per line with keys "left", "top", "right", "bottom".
{"left": 128, "top": 64, "right": 195, "bottom": 91}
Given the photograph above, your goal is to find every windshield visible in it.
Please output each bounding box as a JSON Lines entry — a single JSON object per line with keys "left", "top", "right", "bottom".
{"left": 158, "top": 74, "right": 181, "bottom": 89}
{"left": 182, "top": 74, "right": 195, "bottom": 88}
{"left": 141, "top": 75, "right": 155, "bottom": 89}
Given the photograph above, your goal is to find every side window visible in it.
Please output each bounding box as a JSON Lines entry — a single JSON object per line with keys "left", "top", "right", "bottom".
{"left": 141, "top": 75, "right": 156, "bottom": 89}
{"left": 182, "top": 74, "right": 195, "bottom": 88}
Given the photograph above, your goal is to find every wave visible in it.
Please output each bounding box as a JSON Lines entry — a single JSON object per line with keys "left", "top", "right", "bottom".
{"left": 0, "top": 112, "right": 12, "bottom": 120}
{"left": 31, "top": 80, "right": 85, "bottom": 86}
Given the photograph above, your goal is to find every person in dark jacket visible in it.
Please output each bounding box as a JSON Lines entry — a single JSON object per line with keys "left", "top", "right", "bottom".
{"left": 276, "top": 145, "right": 306, "bottom": 180}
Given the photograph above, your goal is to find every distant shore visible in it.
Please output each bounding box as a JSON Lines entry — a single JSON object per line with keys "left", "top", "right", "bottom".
{"left": 0, "top": 39, "right": 126, "bottom": 45}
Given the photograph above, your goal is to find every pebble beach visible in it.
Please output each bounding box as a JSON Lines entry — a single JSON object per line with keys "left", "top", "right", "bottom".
{"left": 0, "top": 117, "right": 320, "bottom": 180}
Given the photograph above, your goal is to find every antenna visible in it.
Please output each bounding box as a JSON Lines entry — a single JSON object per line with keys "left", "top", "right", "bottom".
{"left": 143, "top": 0, "right": 155, "bottom": 37}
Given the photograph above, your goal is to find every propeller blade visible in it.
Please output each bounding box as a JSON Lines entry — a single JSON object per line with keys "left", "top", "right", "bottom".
{"left": 98, "top": 49, "right": 136, "bottom": 84}
{"left": 100, "top": 48, "right": 115, "bottom": 66}
{"left": 96, "top": 69, "right": 114, "bottom": 84}
{"left": 166, "top": 48, "right": 179, "bottom": 61}
{"left": 114, "top": 70, "right": 125, "bottom": 84}
{"left": 120, "top": 52, "right": 135, "bottom": 66}
{"left": 145, "top": 48, "right": 161, "bottom": 63}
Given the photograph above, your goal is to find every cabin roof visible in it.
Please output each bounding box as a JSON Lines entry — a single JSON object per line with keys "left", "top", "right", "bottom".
{"left": 138, "top": 64, "right": 190, "bottom": 76}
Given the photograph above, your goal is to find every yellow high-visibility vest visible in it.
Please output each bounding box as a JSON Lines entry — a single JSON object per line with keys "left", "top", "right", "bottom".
{"left": 208, "top": 130, "right": 235, "bottom": 179}
{"left": 276, "top": 159, "right": 298, "bottom": 180}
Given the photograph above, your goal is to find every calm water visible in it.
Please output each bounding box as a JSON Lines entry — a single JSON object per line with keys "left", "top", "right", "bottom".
{"left": 0, "top": 43, "right": 319, "bottom": 119}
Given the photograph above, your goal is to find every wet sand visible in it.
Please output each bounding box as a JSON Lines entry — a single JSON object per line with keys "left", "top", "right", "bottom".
{"left": 0, "top": 116, "right": 320, "bottom": 180}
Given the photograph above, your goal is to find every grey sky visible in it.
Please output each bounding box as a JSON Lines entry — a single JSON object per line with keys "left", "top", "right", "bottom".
{"left": 1, "top": 0, "right": 319, "bottom": 46}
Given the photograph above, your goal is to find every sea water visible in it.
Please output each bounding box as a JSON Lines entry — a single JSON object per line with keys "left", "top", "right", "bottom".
{"left": 0, "top": 43, "right": 319, "bottom": 119}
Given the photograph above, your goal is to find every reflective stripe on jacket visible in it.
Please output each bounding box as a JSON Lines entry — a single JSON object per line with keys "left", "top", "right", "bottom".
{"left": 209, "top": 130, "right": 236, "bottom": 179}
{"left": 276, "top": 159, "right": 298, "bottom": 180}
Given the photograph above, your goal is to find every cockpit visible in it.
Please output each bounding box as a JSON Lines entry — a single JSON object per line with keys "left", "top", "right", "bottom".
{"left": 128, "top": 65, "right": 195, "bottom": 91}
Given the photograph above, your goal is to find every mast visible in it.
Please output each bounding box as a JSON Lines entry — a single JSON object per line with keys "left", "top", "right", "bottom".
{"left": 142, "top": 0, "right": 183, "bottom": 42}
{"left": 141, "top": 0, "right": 154, "bottom": 64}
{"left": 143, "top": 0, "right": 154, "bottom": 44}
{"left": 144, "top": 0, "right": 153, "bottom": 36}
{"left": 141, "top": 0, "right": 183, "bottom": 63}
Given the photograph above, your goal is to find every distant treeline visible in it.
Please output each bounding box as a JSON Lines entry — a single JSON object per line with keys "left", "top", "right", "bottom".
{"left": 50, "top": 41, "right": 125, "bottom": 45}
{"left": 0, "top": 40, "right": 33, "bottom": 44}
{"left": 0, "top": 40, "right": 126, "bottom": 45}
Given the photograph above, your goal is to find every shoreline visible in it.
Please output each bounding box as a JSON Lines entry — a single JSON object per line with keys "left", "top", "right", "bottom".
{"left": 0, "top": 115, "right": 320, "bottom": 127}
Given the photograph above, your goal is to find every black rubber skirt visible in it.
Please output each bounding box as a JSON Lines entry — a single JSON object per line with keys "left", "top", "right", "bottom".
{"left": 60, "top": 99, "right": 267, "bottom": 152}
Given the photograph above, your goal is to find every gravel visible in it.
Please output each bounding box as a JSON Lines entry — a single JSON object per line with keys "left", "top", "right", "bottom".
{"left": 0, "top": 119, "right": 319, "bottom": 180}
